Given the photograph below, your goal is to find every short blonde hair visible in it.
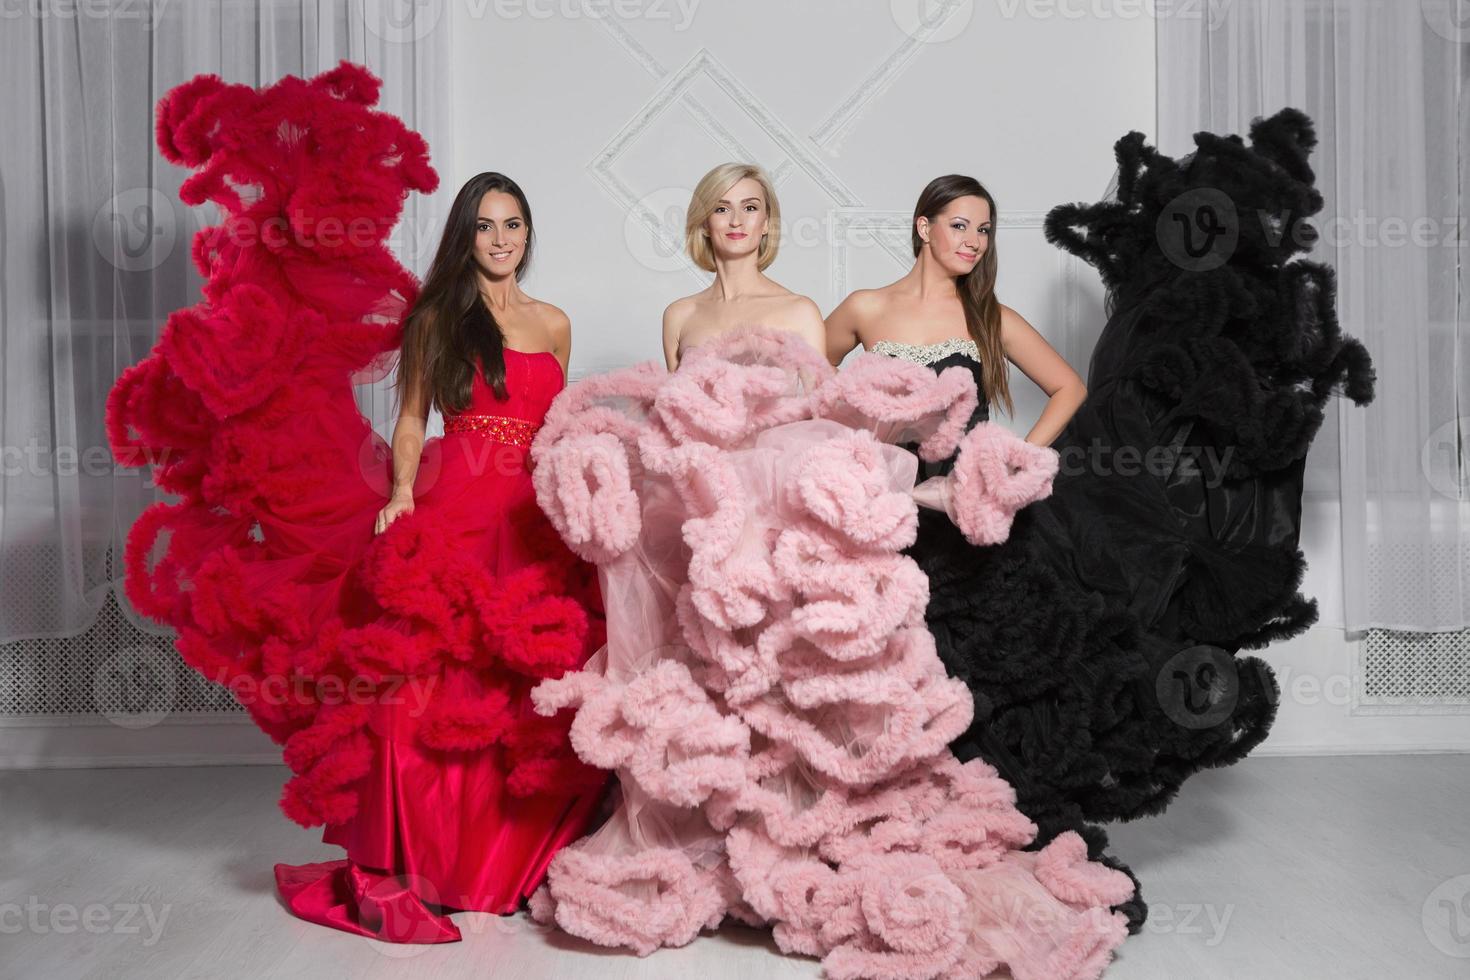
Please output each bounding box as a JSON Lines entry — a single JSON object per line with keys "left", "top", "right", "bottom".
{"left": 685, "top": 163, "right": 780, "bottom": 272}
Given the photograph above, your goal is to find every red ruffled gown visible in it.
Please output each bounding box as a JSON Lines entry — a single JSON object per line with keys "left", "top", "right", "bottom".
{"left": 105, "top": 63, "right": 606, "bottom": 947}
{"left": 275, "top": 351, "right": 607, "bottom": 943}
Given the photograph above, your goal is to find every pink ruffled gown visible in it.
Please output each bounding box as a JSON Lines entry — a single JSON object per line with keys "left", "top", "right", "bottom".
{"left": 525, "top": 328, "right": 1135, "bottom": 979}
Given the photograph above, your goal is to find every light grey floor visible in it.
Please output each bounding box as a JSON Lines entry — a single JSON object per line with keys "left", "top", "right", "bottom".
{"left": 2, "top": 754, "right": 1466, "bottom": 979}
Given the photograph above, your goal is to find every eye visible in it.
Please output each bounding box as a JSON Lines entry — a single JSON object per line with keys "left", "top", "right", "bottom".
{"left": 507, "top": 221, "right": 521, "bottom": 229}
{"left": 745, "top": 204, "right": 759, "bottom": 212}
{"left": 713, "top": 205, "right": 728, "bottom": 214}
{"left": 477, "top": 222, "right": 490, "bottom": 232}
{"left": 979, "top": 226, "right": 991, "bottom": 235}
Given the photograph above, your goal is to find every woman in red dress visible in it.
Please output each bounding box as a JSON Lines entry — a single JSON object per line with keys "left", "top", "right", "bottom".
{"left": 107, "top": 66, "right": 605, "bottom": 945}
{"left": 275, "top": 171, "right": 608, "bottom": 942}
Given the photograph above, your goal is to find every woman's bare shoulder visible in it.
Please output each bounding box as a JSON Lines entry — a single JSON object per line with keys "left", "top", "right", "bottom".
{"left": 829, "top": 285, "right": 894, "bottom": 334}
{"left": 663, "top": 292, "right": 702, "bottom": 324}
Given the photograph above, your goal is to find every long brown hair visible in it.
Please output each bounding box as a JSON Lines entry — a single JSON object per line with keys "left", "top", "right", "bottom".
{"left": 912, "top": 175, "right": 1012, "bottom": 417}
{"left": 395, "top": 172, "right": 534, "bottom": 415}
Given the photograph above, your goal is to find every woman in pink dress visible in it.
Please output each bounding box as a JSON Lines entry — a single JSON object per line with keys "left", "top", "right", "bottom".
{"left": 527, "top": 163, "right": 1136, "bottom": 979}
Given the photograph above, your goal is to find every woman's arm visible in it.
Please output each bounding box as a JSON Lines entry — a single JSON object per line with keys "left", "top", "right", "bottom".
{"left": 824, "top": 290, "right": 871, "bottom": 366}
{"left": 377, "top": 372, "right": 429, "bottom": 534}
{"left": 661, "top": 300, "right": 685, "bottom": 372}
{"left": 548, "top": 304, "right": 573, "bottom": 380}
{"left": 783, "top": 295, "right": 828, "bottom": 358}
{"left": 1000, "top": 305, "right": 1087, "bottom": 446}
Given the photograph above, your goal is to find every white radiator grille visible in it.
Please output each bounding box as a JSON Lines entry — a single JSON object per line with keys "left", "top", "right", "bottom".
{"left": 1358, "top": 628, "right": 1470, "bottom": 711}
{"left": 0, "top": 549, "right": 241, "bottom": 723}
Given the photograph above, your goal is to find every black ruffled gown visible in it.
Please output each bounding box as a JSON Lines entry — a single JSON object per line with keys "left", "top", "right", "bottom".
{"left": 882, "top": 109, "right": 1376, "bottom": 932}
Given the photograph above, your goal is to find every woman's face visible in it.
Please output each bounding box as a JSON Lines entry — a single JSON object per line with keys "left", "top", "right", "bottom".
{"left": 703, "top": 176, "right": 769, "bottom": 264}
{"left": 919, "top": 194, "right": 991, "bottom": 277}
{"left": 473, "top": 190, "right": 528, "bottom": 278}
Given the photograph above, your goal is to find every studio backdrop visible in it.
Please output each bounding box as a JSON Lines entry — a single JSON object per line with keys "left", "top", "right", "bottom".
{"left": 3, "top": 0, "right": 1464, "bottom": 762}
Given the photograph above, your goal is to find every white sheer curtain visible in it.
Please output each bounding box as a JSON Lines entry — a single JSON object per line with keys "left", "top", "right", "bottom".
{"left": 0, "top": 1, "right": 452, "bottom": 644}
{"left": 1158, "top": 0, "right": 1468, "bottom": 633}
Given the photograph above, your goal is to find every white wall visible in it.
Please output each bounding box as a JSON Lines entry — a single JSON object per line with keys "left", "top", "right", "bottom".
{"left": 7, "top": 2, "right": 1463, "bottom": 767}
{"left": 446, "top": 0, "right": 1155, "bottom": 387}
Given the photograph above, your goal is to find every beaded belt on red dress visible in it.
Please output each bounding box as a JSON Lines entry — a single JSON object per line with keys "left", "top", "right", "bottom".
{"left": 442, "top": 413, "right": 538, "bottom": 446}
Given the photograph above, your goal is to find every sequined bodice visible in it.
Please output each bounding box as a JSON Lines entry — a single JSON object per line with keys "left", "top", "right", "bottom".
{"left": 866, "top": 337, "right": 980, "bottom": 366}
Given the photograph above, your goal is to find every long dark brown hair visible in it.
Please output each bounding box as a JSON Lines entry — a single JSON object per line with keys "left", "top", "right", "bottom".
{"left": 913, "top": 175, "right": 1012, "bottom": 417}
{"left": 395, "top": 172, "right": 534, "bottom": 415}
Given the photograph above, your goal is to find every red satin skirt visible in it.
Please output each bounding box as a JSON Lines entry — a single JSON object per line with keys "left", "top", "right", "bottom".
{"left": 275, "top": 667, "right": 604, "bottom": 943}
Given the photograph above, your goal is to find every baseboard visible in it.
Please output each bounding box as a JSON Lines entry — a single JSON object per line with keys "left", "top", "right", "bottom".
{"left": 2, "top": 716, "right": 1466, "bottom": 768}
{"left": 0, "top": 717, "right": 281, "bottom": 769}
{"left": 2, "top": 752, "right": 284, "bottom": 769}
{"left": 1252, "top": 741, "right": 1470, "bottom": 756}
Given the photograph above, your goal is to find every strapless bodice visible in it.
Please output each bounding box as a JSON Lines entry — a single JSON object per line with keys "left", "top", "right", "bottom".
{"left": 449, "top": 349, "right": 565, "bottom": 425}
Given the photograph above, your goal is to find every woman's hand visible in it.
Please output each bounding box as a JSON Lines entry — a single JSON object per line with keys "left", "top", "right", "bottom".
{"left": 375, "top": 491, "right": 414, "bottom": 535}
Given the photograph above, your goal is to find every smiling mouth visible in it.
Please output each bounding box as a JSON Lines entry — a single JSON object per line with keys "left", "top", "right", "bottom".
{"left": 489, "top": 250, "right": 514, "bottom": 261}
